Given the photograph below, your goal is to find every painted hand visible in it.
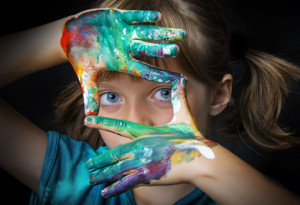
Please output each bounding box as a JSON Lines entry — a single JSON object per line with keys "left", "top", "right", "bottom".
{"left": 61, "top": 8, "right": 185, "bottom": 115}
{"left": 84, "top": 76, "right": 215, "bottom": 198}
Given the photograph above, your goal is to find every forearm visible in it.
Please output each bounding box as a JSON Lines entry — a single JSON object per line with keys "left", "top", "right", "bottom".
{"left": 0, "top": 17, "right": 68, "bottom": 88}
{"left": 190, "top": 145, "right": 299, "bottom": 205}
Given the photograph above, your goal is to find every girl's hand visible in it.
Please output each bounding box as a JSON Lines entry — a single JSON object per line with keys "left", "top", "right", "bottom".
{"left": 61, "top": 8, "right": 185, "bottom": 115}
{"left": 84, "top": 76, "right": 215, "bottom": 198}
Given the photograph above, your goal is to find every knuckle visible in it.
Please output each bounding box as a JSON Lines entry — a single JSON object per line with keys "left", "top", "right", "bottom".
{"left": 110, "top": 150, "right": 119, "bottom": 161}
{"left": 114, "top": 120, "right": 126, "bottom": 131}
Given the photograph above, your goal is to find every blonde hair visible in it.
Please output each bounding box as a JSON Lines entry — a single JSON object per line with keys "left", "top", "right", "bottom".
{"left": 56, "top": 0, "right": 300, "bottom": 150}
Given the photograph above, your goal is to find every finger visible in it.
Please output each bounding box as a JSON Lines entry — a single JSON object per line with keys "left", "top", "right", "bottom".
{"left": 78, "top": 70, "right": 100, "bottom": 115}
{"left": 128, "top": 60, "right": 180, "bottom": 83}
{"left": 84, "top": 116, "right": 170, "bottom": 139}
{"left": 86, "top": 145, "right": 132, "bottom": 171}
{"left": 132, "top": 25, "right": 186, "bottom": 41}
{"left": 121, "top": 10, "right": 161, "bottom": 24}
{"left": 85, "top": 116, "right": 140, "bottom": 139}
{"left": 169, "top": 76, "right": 201, "bottom": 136}
{"left": 89, "top": 160, "right": 138, "bottom": 185}
{"left": 101, "top": 170, "right": 150, "bottom": 198}
{"left": 130, "top": 40, "right": 179, "bottom": 58}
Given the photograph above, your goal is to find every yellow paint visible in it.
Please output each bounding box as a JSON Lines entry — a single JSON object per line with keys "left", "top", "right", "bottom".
{"left": 123, "top": 65, "right": 128, "bottom": 72}
{"left": 75, "top": 65, "right": 83, "bottom": 80}
{"left": 171, "top": 36, "right": 183, "bottom": 40}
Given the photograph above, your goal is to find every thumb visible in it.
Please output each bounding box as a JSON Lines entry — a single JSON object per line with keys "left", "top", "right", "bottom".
{"left": 78, "top": 70, "right": 100, "bottom": 116}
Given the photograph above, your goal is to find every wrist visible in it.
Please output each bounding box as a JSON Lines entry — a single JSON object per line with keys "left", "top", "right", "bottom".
{"left": 56, "top": 17, "right": 71, "bottom": 62}
{"left": 185, "top": 144, "right": 220, "bottom": 186}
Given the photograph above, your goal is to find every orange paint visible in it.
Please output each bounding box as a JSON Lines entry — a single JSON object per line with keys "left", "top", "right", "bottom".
{"left": 60, "top": 28, "right": 71, "bottom": 54}
{"left": 131, "top": 68, "right": 142, "bottom": 77}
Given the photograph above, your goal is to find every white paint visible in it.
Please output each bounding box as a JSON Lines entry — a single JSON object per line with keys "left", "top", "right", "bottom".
{"left": 132, "top": 30, "right": 138, "bottom": 39}
{"left": 114, "top": 48, "right": 120, "bottom": 55}
{"left": 175, "top": 142, "right": 215, "bottom": 159}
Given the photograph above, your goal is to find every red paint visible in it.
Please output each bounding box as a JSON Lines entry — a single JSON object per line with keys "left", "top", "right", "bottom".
{"left": 138, "top": 51, "right": 148, "bottom": 56}
{"left": 60, "top": 24, "right": 97, "bottom": 56}
{"left": 60, "top": 28, "right": 71, "bottom": 54}
{"left": 159, "top": 47, "right": 164, "bottom": 57}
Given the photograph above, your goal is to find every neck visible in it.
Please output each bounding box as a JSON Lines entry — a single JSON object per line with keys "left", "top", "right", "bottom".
{"left": 132, "top": 184, "right": 196, "bottom": 205}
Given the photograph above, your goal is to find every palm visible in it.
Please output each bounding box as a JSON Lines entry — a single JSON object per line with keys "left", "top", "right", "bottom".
{"left": 62, "top": 9, "right": 132, "bottom": 73}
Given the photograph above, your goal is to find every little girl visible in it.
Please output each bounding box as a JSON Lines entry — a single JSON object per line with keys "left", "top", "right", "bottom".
{"left": 1, "top": 0, "right": 299, "bottom": 204}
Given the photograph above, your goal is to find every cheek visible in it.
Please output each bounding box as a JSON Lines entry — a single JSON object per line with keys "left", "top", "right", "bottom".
{"left": 186, "top": 87, "right": 211, "bottom": 131}
{"left": 99, "top": 130, "right": 132, "bottom": 149}
{"left": 150, "top": 106, "right": 174, "bottom": 126}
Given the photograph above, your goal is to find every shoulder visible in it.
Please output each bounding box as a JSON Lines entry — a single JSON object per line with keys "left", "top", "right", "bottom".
{"left": 31, "top": 131, "right": 109, "bottom": 204}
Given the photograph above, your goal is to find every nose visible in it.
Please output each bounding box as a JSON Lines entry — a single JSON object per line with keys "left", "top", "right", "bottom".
{"left": 124, "top": 101, "right": 155, "bottom": 126}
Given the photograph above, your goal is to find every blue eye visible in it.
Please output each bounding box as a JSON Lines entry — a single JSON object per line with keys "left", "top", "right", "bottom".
{"left": 153, "top": 88, "right": 172, "bottom": 101}
{"left": 100, "top": 92, "right": 120, "bottom": 105}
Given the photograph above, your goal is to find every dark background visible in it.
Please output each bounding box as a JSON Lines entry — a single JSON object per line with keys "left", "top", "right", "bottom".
{"left": 1, "top": 0, "right": 299, "bottom": 203}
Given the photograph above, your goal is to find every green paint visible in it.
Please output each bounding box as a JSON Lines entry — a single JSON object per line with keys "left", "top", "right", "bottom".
{"left": 84, "top": 73, "right": 215, "bottom": 197}
{"left": 86, "top": 116, "right": 194, "bottom": 138}
{"left": 121, "top": 10, "right": 161, "bottom": 23}
{"left": 61, "top": 8, "right": 186, "bottom": 115}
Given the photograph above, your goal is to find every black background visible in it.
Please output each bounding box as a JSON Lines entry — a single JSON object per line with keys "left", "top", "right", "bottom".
{"left": 0, "top": 0, "right": 299, "bottom": 203}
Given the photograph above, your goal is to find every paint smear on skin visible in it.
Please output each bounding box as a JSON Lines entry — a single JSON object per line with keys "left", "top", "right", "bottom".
{"left": 132, "top": 30, "right": 138, "bottom": 39}
{"left": 174, "top": 142, "right": 215, "bottom": 160}
{"left": 61, "top": 8, "right": 185, "bottom": 85}
{"left": 61, "top": 28, "right": 71, "bottom": 54}
{"left": 130, "top": 69, "right": 142, "bottom": 77}
{"left": 123, "top": 28, "right": 127, "bottom": 35}
{"left": 61, "top": 9, "right": 186, "bottom": 116}
{"left": 171, "top": 149, "right": 199, "bottom": 164}
{"left": 131, "top": 42, "right": 178, "bottom": 59}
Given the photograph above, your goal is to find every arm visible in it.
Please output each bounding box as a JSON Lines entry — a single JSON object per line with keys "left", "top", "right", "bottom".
{"left": 189, "top": 145, "right": 299, "bottom": 205}
{"left": 0, "top": 16, "right": 68, "bottom": 193}
{"left": 0, "top": 99, "right": 47, "bottom": 193}
{"left": 0, "top": 18, "right": 67, "bottom": 87}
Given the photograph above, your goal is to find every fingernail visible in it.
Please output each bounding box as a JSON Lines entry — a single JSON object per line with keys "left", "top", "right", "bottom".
{"left": 181, "top": 76, "right": 187, "bottom": 85}
{"left": 175, "top": 29, "right": 186, "bottom": 41}
{"left": 85, "top": 117, "right": 93, "bottom": 124}
{"left": 89, "top": 174, "right": 97, "bottom": 185}
{"left": 150, "top": 11, "right": 161, "bottom": 21}
{"left": 181, "top": 29, "right": 187, "bottom": 40}
{"left": 86, "top": 159, "right": 94, "bottom": 171}
{"left": 101, "top": 188, "right": 109, "bottom": 198}
{"left": 170, "top": 44, "right": 180, "bottom": 57}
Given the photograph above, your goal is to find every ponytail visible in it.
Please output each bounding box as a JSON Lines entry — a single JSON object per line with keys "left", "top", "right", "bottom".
{"left": 226, "top": 48, "right": 300, "bottom": 150}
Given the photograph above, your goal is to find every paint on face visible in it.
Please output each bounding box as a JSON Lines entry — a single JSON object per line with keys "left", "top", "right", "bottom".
{"left": 60, "top": 8, "right": 186, "bottom": 115}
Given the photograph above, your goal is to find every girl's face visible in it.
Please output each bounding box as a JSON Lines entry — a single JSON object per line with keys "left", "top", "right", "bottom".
{"left": 97, "top": 60, "right": 212, "bottom": 149}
